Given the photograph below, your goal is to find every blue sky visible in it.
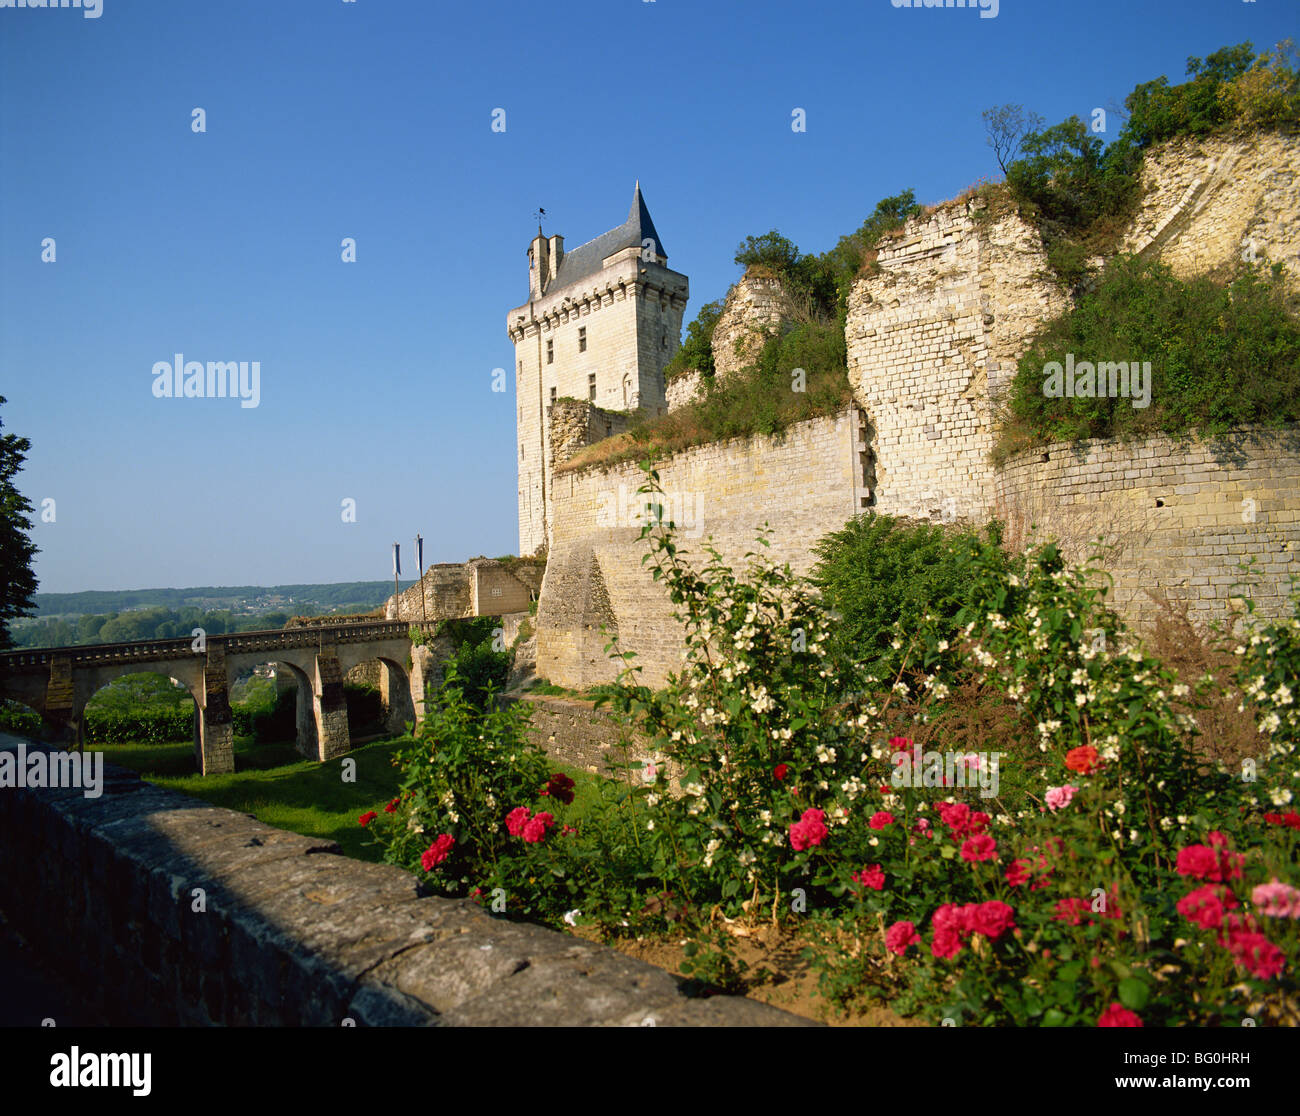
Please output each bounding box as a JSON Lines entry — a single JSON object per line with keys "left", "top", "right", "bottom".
{"left": 1, "top": 0, "right": 1292, "bottom": 593}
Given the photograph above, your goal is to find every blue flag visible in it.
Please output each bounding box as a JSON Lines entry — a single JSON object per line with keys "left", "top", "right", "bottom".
{"left": 393, "top": 542, "right": 401, "bottom": 577}
{"left": 416, "top": 534, "right": 423, "bottom": 572}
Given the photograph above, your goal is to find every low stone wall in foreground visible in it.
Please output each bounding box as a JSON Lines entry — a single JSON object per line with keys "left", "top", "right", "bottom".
{"left": 0, "top": 735, "right": 803, "bottom": 1027}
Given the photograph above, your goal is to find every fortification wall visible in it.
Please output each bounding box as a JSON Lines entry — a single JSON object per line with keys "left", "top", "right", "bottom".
{"left": 712, "top": 270, "right": 793, "bottom": 381}
{"left": 997, "top": 426, "right": 1300, "bottom": 628}
{"left": 665, "top": 368, "right": 703, "bottom": 412}
{"left": 846, "top": 202, "right": 1067, "bottom": 524}
{"left": 536, "top": 407, "right": 865, "bottom": 689}
{"left": 0, "top": 735, "right": 799, "bottom": 1027}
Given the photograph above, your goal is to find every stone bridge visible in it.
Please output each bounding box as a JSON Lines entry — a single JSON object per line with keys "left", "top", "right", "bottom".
{"left": 0, "top": 620, "right": 448, "bottom": 775}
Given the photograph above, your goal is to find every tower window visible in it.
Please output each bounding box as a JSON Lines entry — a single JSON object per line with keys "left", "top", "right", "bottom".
{"left": 517, "top": 360, "right": 522, "bottom": 375}
{"left": 588, "top": 373, "right": 596, "bottom": 401}
{"left": 579, "top": 327, "right": 587, "bottom": 353}
{"left": 661, "top": 331, "right": 667, "bottom": 350}
{"left": 550, "top": 386, "right": 556, "bottom": 405}
{"left": 520, "top": 444, "right": 525, "bottom": 460}
{"left": 546, "top": 339, "right": 554, "bottom": 365}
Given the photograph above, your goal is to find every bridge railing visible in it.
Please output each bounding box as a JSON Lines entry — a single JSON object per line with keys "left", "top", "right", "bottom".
{"left": 0, "top": 619, "right": 446, "bottom": 675}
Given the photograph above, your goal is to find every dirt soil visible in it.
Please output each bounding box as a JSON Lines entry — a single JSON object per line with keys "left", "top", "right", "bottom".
{"left": 570, "top": 921, "right": 923, "bottom": 1026}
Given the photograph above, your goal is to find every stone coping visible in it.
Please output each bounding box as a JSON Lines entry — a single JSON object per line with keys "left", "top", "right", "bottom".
{"left": 0, "top": 734, "right": 808, "bottom": 1027}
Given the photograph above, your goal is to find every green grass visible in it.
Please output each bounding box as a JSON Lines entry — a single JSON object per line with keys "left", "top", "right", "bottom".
{"left": 96, "top": 735, "right": 613, "bottom": 864}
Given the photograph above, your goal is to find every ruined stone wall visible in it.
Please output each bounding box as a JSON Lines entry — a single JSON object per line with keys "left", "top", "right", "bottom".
{"left": 0, "top": 735, "right": 798, "bottom": 1027}
{"left": 1118, "top": 131, "right": 1300, "bottom": 301}
{"left": 711, "top": 269, "right": 794, "bottom": 382}
{"left": 996, "top": 426, "right": 1300, "bottom": 629}
{"left": 665, "top": 368, "right": 704, "bottom": 412}
{"left": 386, "top": 564, "right": 471, "bottom": 623}
{"left": 499, "top": 694, "right": 653, "bottom": 776}
{"left": 536, "top": 407, "right": 865, "bottom": 690}
{"left": 846, "top": 201, "right": 1067, "bottom": 524}
{"left": 549, "top": 399, "right": 635, "bottom": 470}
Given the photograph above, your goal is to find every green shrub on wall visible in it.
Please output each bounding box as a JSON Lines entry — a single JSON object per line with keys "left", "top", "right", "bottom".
{"left": 996, "top": 256, "right": 1300, "bottom": 457}
{"left": 812, "top": 515, "right": 1008, "bottom": 676}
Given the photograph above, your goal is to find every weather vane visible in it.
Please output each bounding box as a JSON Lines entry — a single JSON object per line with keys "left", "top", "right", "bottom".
{"left": 534, "top": 206, "right": 546, "bottom": 236}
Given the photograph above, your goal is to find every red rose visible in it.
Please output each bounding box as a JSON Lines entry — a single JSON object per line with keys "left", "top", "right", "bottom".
{"left": 521, "top": 811, "right": 555, "bottom": 843}
{"left": 1226, "top": 932, "right": 1285, "bottom": 981}
{"left": 970, "top": 900, "right": 1016, "bottom": 940}
{"left": 505, "top": 807, "right": 531, "bottom": 836}
{"left": 544, "top": 772, "right": 576, "bottom": 805}
{"left": 851, "top": 864, "right": 886, "bottom": 890}
{"left": 358, "top": 811, "right": 378, "bottom": 827}
{"left": 420, "top": 834, "right": 455, "bottom": 871}
{"left": 1097, "top": 1003, "right": 1143, "bottom": 1027}
{"left": 885, "top": 921, "right": 921, "bottom": 955}
{"left": 931, "top": 927, "right": 962, "bottom": 959}
{"left": 774, "top": 763, "right": 789, "bottom": 781}
{"left": 1053, "top": 897, "right": 1091, "bottom": 926}
{"left": 789, "top": 808, "right": 828, "bottom": 851}
{"left": 1064, "top": 745, "right": 1099, "bottom": 775}
{"left": 384, "top": 797, "right": 399, "bottom": 814}
{"left": 869, "top": 811, "right": 895, "bottom": 830}
{"left": 1177, "top": 885, "right": 1237, "bottom": 931}
{"left": 960, "top": 834, "right": 998, "bottom": 862}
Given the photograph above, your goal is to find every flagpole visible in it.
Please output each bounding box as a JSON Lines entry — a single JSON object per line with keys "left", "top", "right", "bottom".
{"left": 416, "top": 534, "right": 427, "bottom": 624}
{"left": 393, "top": 542, "right": 401, "bottom": 623}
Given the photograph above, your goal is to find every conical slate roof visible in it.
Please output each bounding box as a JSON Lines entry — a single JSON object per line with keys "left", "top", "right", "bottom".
{"left": 549, "top": 182, "right": 666, "bottom": 292}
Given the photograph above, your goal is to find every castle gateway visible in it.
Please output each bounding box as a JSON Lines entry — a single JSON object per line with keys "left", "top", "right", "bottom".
{"left": 507, "top": 184, "right": 689, "bottom": 556}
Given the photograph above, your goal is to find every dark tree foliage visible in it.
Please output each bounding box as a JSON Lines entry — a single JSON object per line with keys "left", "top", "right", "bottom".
{"left": 0, "top": 397, "right": 39, "bottom": 651}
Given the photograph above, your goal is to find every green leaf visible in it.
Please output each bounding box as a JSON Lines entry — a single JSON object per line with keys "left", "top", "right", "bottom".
{"left": 1042, "top": 1008, "right": 1067, "bottom": 1027}
{"left": 1117, "top": 977, "right": 1150, "bottom": 1011}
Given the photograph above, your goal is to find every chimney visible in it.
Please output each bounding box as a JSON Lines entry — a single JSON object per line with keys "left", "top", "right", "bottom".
{"left": 547, "top": 234, "right": 564, "bottom": 288}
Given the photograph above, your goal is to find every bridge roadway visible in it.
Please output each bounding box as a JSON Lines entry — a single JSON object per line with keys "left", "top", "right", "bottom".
{"left": 0, "top": 620, "right": 449, "bottom": 775}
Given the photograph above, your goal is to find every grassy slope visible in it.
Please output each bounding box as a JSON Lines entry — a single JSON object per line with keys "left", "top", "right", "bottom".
{"left": 97, "top": 736, "right": 606, "bottom": 863}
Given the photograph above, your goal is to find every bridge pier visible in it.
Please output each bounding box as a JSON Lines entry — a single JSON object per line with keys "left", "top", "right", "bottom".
{"left": 312, "top": 648, "right": 351, "bottom": 762}
{"left": 197, "top": 645, "right": 235, "bottom": 775}
{"left": 44, "top": 654, "right": 81, "bottom": 748}
{"left": 380, "top": 660, "right": 416, "bottom": 736}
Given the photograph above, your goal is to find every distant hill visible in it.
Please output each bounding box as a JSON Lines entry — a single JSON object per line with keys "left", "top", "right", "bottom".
{"left": 31, "top": 582, "right": 400, "bottom": 619}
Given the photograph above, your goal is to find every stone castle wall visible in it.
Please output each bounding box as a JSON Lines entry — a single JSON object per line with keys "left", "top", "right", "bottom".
{"left": 532, "top": 134, "right": 1300, "bottom": 687}
{"left": 536, "top": 407, "right": 865, "bottom": 689}
{"left": 996, "top": 426, "right": 1300, "bottom": 629}
{"left": 846, "top": 202, "right": 1068, "bottom": 524}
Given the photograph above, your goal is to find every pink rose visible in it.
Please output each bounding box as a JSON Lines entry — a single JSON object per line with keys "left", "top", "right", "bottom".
{"left": 1251, "top": 879, "right": 1300, "bottom": 919}
{"left": 869, "top": 811, "right": 895, "bottom": 830}
{"left": 1044, "top": 785, "right": 1078, "bottom": 812}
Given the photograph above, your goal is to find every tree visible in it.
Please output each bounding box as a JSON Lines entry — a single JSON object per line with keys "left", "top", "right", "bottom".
{"left": 0, "top": 397, "right": 39, "bottom": 651}
{"left": 982, "top": 103, "right": 1045, "bottom": 175}
{"left": 733, "top": 230, "right": 802, "bottom": 273}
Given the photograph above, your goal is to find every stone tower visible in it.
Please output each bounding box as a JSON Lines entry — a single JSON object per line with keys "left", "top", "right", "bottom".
{"left": 507, "top": 183, "right": 689, "bottom": 556}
